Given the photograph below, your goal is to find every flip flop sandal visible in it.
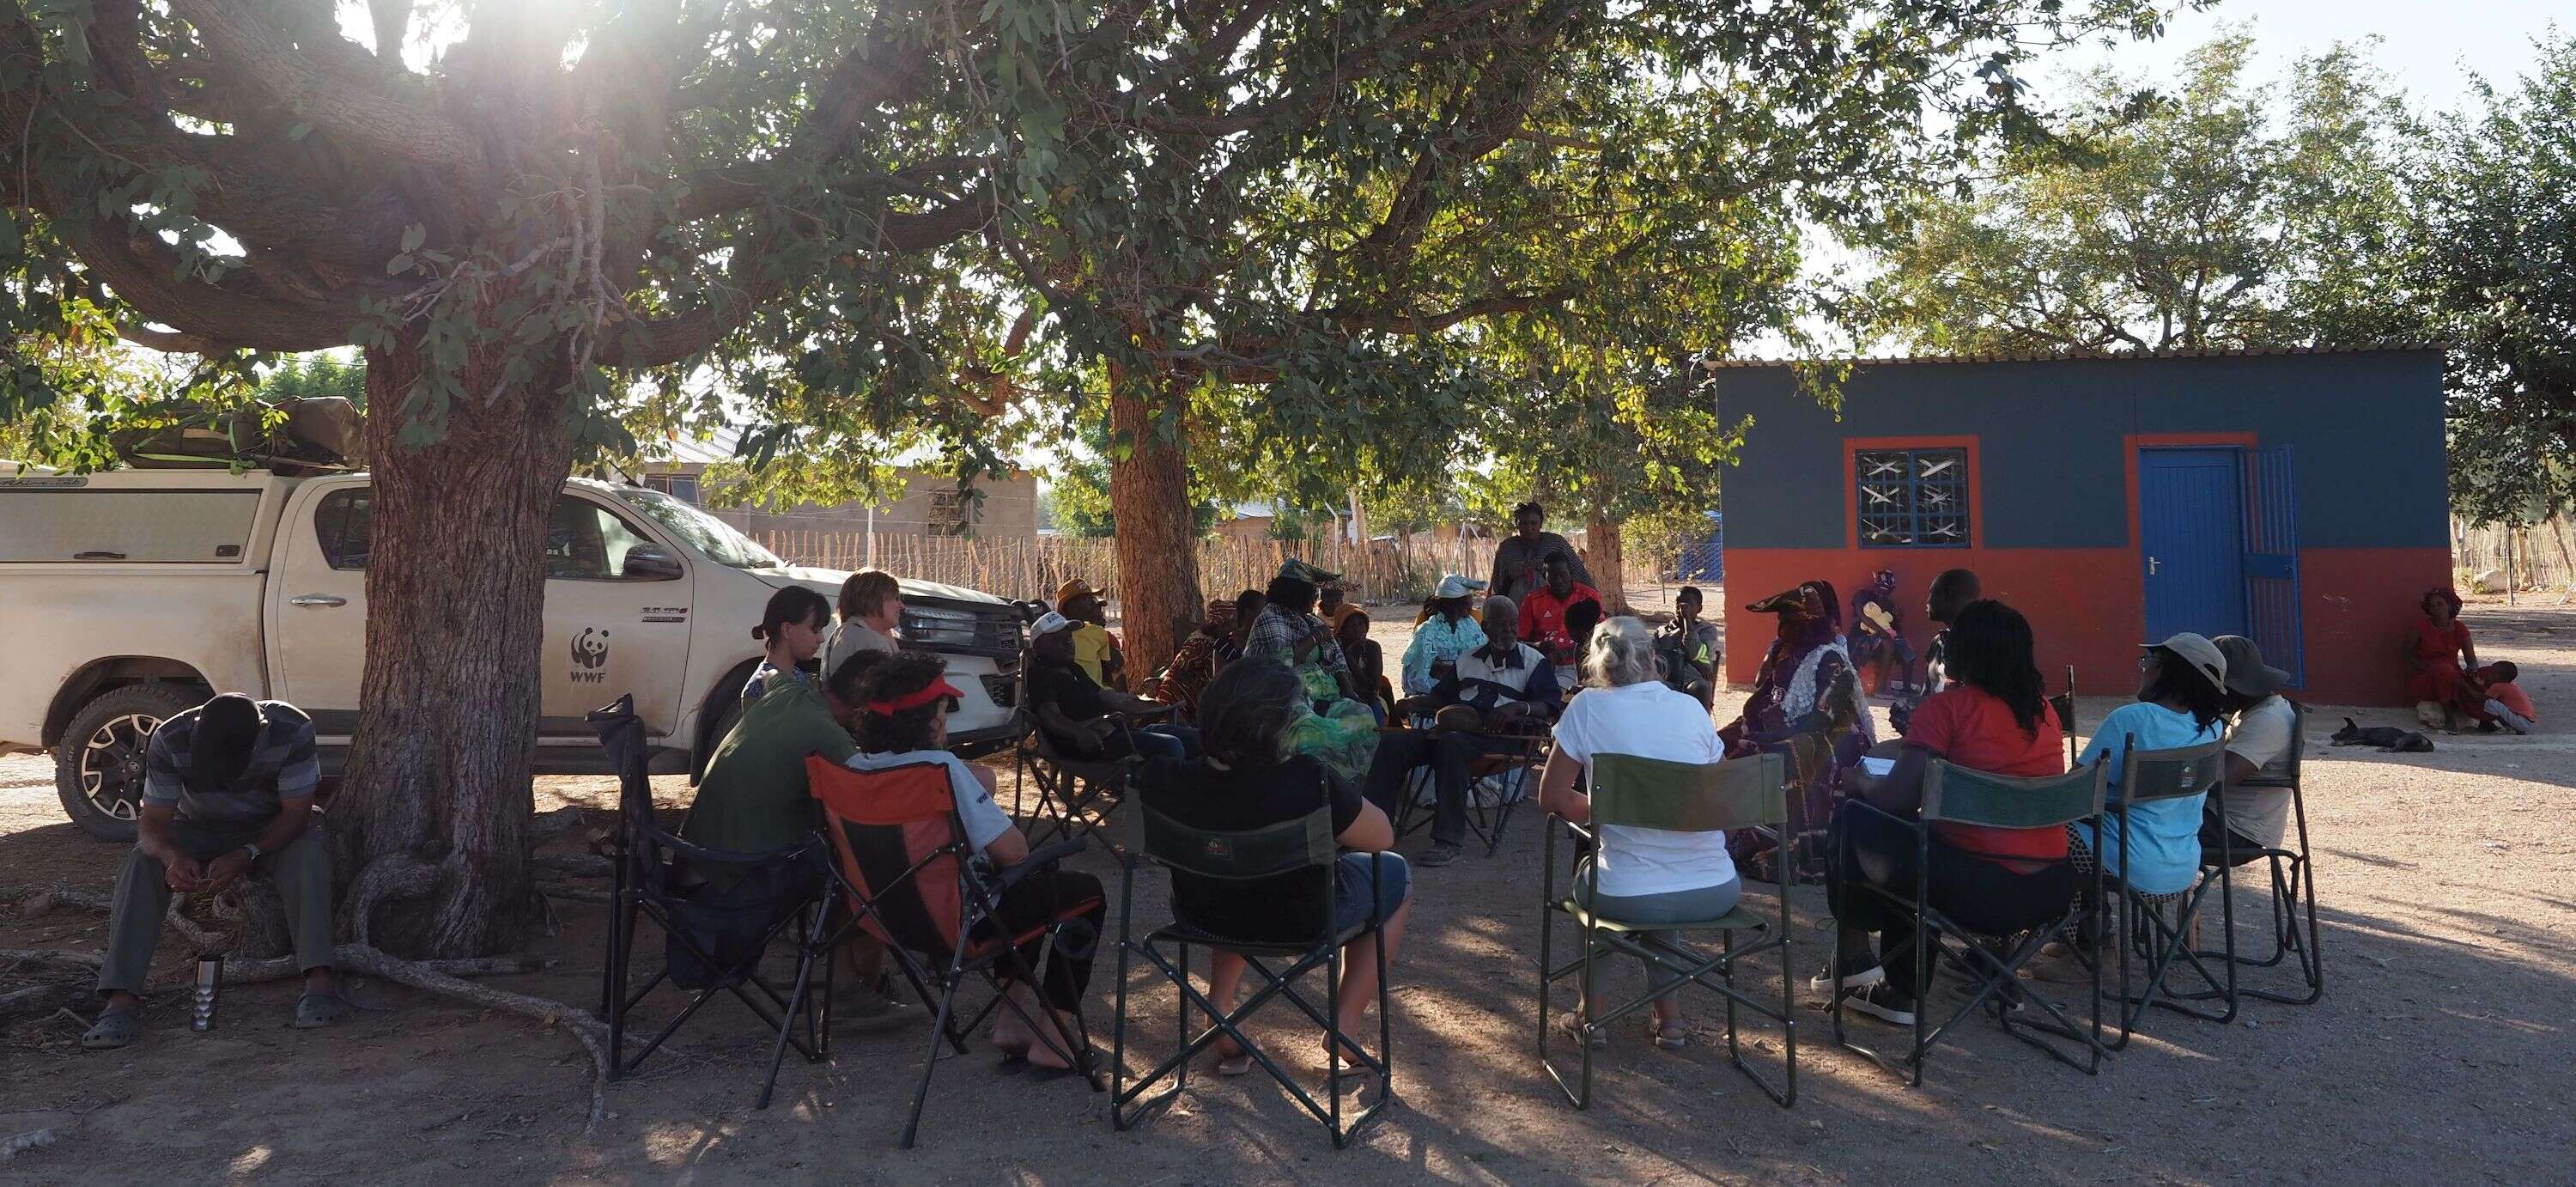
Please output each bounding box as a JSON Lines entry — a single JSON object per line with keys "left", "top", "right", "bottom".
{"left": 1210, "top": 1041, "right": 1254, "bottom": 1076}
{"left": 293, "top": 992, "right": 348, "bottom": 1029}
{"left": 81, "top": 1010, "right": 141, "bottom": 1050}
{"left": 1651, "top": 1020, "right": 1689, "bottom": 1051}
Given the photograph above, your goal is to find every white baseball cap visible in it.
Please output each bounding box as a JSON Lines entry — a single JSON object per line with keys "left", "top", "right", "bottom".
{"left": 1030, "top": 611, "right": 1078, "bottom": 636}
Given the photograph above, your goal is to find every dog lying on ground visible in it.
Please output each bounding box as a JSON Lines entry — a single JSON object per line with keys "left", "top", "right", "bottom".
{"left": 2331, "top": 718, "right": 2436, "bottom": 752}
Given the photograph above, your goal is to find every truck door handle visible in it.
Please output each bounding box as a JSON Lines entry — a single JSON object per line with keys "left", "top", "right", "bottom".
{"left": 289, "top": 594, "right": 348, "bottom": 608}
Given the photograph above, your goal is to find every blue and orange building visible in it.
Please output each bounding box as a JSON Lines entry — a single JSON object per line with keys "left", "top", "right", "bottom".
{"left": 1710, "top": 348, "right": 2449, "bottom": 706}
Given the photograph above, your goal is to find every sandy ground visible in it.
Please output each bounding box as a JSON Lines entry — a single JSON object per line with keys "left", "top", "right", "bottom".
{"left": 3, "top": 596, "right": 2572, "bottom": 1184}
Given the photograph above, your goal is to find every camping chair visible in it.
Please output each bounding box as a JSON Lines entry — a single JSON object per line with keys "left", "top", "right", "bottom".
{"left": 2195, "top": 703, "right": 2322, "bottom": 1006}
{"left": 1537, "top": 752, "right": 1797, "bottom": 1110}
{"left": 793, "top": 756, "right": 1105, "bottom": 1147}
{"left": 1829, "top": 761, "right": 2110, "bottom": 1087}
{"left": 1391, "top": 718, "right": 1552, "bottom": 858}
{"left": 1111, "top": 788, "right": 1397, "bottom": 1149}
{"left": 1006, "top": 646, "right": 1145, "bottom": 849}
{"left": 2094, "top": 734, "right": 2238, "bottom": 1049}
{"left": 586, "top": 696, "right": 826, "bottom": 1107}
{"left": 2051, "top": 664, "right": 2080, "bottom": 769}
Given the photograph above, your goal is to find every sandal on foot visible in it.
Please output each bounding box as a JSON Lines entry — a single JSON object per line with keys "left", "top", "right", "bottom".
{"left": 293, "top": 992, "right": 348, "bottom": 1029}
{"left": 1211, "top": 1041, "right": 1254, "bottom": 1077}
{"left": 81, "top": 1009, "right": 141, "bottom": 1050}
{"left": 1651, "top": 1020, "right": 1689, "bottom": 1051}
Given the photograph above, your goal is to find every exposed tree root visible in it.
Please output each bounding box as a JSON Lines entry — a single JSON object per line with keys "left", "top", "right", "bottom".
{"left": 5, "top": 883, "right": 610, "bottom": 1132}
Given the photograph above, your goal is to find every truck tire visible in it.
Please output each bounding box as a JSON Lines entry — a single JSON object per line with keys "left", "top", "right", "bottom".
{"left": 55, "top": 682, "right": 205, "bottom": 843}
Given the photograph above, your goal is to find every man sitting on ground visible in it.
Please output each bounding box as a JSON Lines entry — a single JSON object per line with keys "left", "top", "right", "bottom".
{"left": 1055, "top": 577, "right": 1125, "bottom": 690}
{"left": 1029, "top": 612, "right": 1200, "bottom": 760}
{"left": 2474, "top": 661, "right": 2535, "bottom": 735}
{"left": 1400, "top": 574, "right": 1488, "bottom": 698}
{"left": 85, "top": 693, "right": 338, "bottom": 1049}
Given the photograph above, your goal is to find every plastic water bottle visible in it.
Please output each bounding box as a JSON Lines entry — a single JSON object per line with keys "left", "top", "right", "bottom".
{"left": 191, "top": 953, "right": 222, "bottom": 1032}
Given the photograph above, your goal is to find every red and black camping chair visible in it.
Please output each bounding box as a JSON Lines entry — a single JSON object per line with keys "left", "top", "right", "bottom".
{"left": 787, "top": 755, "right": 1105, "bottom": 1148}
{"left": 586, "top": 696, "right": 828, "bottom": 1108}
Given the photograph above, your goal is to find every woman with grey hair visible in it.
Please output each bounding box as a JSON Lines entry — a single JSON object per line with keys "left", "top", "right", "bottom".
{"left": 1535, "top": 617, "right": 1735, "bottom": 1051}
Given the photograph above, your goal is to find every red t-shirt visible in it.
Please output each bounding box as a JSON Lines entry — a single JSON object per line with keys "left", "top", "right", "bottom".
{"left": 1520, "top": 584, "right": 1602, "bottom": 654}
{"left": 2487, "top": 680, "right": 2537, "bottom": 721}
{"left": 1902, "top": 685, "right": 2068, "bottom": 861}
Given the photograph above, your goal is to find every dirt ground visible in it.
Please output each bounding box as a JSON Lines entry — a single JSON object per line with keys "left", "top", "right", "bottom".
{"left": 3, "top": 596, "right": 2572, "bottom": 1184}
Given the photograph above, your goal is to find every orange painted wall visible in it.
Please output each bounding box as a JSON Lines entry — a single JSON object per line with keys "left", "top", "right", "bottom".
{"left": 1722, "top": 545, "right": 2442, "bottom": 706}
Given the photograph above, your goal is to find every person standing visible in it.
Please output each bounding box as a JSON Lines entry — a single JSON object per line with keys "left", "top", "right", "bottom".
{"left": 84, "top": 693, "right": 339, "bottom": 1049}
{"left": 1488, "top": 502, "right": 1592, "bottom": 603}
{"left": 824, "top": 569, "right": 904, "bottom": 676}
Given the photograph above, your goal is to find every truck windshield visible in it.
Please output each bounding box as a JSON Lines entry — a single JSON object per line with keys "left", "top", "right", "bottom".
{"left": 612, "top": 487, "right": 785, "bottom": 569}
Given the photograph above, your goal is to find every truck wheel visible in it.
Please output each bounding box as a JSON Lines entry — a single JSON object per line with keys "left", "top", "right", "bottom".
{"left": 55, "top": 683, "right": 204, "bottom": 843}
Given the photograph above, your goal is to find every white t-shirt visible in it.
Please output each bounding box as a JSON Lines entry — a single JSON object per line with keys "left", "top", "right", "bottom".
{"left": 1552, "top": 681, "right": 1734, "bottom": 898}
{"left": 843, "top": 750, "right": 1012, "bottom": 853}
{"left": 2221, "top": 697, "right": 2298, "bottom": 847}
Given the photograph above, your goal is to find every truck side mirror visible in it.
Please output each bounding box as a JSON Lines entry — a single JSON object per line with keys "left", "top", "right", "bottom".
{"left": 623, "top": 545, "right": 683, "bottom": 581}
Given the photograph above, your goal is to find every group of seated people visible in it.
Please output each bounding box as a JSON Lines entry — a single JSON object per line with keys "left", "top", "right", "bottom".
{"left": 1765, "top": 566, "right": 2312, "bottom": 1026}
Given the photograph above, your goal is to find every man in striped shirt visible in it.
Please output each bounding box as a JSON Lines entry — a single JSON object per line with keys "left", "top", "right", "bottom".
{"left": 84, "top": 693, "right": 340, "bottom": 1049}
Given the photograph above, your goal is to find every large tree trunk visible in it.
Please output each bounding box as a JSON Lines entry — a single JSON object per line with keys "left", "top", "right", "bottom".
{"left": 330, "top": 332, "right": 580, "bottom": 958}
{"left": 1107, "top": 363, "right": 1202, "bottom": 674}
{"left": 1586, "top": 505, "right": 1629, "bottom": 615}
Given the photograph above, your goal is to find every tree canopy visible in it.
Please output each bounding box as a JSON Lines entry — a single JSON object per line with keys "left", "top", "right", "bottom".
{"left": 2420, "top": 35, "right": 2576, "bottom": 526}
{"left": 1865, "top": 30, "right": 2420, "bottom": 354}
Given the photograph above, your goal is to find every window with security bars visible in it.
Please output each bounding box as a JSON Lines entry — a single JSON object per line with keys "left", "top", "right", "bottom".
{"left": 1856, "top": 447, "right": 1970, "bottom": 547}
{"left": 928, "top": 488, "right": 969, "bottom": 535}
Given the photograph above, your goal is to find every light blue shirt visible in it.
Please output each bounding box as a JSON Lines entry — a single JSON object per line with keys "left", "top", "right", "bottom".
{"left": 1400, "top": 615, "right": 1488, "bottom": 695}
{"left": 2071, "top": 701, "right": 2222, "bottom": 895}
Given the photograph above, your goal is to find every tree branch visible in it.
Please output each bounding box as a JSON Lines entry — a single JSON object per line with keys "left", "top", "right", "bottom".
{"left": 165, "top": 0, "right": 483, "bottom": 174}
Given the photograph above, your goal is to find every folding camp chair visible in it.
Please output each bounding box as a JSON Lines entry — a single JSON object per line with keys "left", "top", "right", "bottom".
{"left": 1016, "top": 719, "right": 1141, "bottom": 849}
{"left": 1830, "top": 760, "right": 2110, "bottom": 1086}
{"left": 793, "top": 755, "right": 1105, "bottom": 1147}
{"left": 1391, "top": 720, "right": 1551, "bottom": 857}
{"left": 586, "top": 696, "right": 826, "bottom": 1107}
{"left": 2051, "top": 664, "right": 2080, "bottom": 769}
{"left": 2093, "top": 734, "right": 2237, "bottom": 1049}
{"left": 1537, "top": 752, "right": 1797, "bottom": 1110}
{"left": 2195, "top": 703, "right": 2323, "bottom": 1006}
{"left": 1111, "top": 791, "right": 1397, "bottom": 1148}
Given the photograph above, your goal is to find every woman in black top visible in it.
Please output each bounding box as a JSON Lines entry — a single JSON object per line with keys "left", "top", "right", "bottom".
{"left": 1133, "top": 660, "right": 1412, "bottom": 1074}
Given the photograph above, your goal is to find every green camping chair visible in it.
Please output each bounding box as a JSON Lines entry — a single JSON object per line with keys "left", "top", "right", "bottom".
{"left": 1537, "top": 752, "right": 1797, "bottom": 1110}
{"left": 1110, "top": 792, "right": 1396, "bottom": 1148}
{"left": 2095, "top": 734, "right": 2237, "bottom": 1049}
{"left": 2194, "top": 702, "right": 2323, "bottom": 1006}
{"left": 1829, "top": 760, "right": 2110, "bottom": 1086}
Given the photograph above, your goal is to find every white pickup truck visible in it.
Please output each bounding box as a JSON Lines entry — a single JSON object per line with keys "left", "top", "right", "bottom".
{"left": 0, "top": 466, "right": 1029, "bottom": 840}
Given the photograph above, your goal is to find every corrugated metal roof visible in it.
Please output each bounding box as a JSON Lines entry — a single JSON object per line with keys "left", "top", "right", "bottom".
{"left": 1698, "top": 344, "right": 2441, "bottom": 368}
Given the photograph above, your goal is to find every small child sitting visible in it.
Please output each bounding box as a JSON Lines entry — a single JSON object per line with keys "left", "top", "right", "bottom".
{"left": 2474, "top": 661, "right": 2537, "bottom": 734}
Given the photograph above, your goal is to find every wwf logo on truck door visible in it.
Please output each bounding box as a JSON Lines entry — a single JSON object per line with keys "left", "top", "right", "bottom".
{"left": 570, "top": 628, "right": 611, "bottom": 682}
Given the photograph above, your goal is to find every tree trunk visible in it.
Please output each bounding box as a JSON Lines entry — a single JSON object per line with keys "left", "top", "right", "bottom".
{"left": 1586, "top": 506, "right": 1628, "bottom": 615}
{"left": 329, "top": 332, "right": 580, "bottom": 959}
{"left": 1107, "top": 363, "right": 1202, "bottom": 674}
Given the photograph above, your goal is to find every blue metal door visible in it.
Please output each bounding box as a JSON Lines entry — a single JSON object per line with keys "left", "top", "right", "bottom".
{"left": 2243, "top": 446, "right": 2304, "bottom": 686}
{"left": 2140, "top": 448, "right": 2247, "bottom": 642}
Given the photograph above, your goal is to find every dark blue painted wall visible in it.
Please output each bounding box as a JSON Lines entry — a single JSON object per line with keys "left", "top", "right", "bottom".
{"left": 1713, "top": 351, "right": 2449, "bottom": 551}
